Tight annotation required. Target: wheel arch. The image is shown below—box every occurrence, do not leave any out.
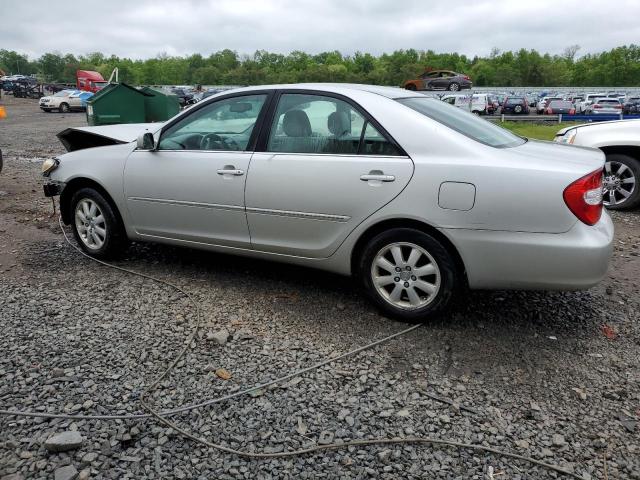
[598,145,640,162]
[60,177,124,227]
[350,218,468,286]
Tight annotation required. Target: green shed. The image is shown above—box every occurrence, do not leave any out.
[86,83,151,126]
[139,86,180,122]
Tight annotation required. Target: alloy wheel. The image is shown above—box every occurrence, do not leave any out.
[603,161,636,207]
[75,198,107,250]
[370,242,441,310]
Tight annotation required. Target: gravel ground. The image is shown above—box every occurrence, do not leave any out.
[1,96,639,480]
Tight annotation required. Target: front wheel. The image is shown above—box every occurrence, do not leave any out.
[359,229,457,322]
[70,188,128,258]
[603,154,640,210]
[58,102,70,113]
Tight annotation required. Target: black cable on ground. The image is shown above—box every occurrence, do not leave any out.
[0,216,584,479]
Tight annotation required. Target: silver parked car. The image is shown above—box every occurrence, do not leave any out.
[42,84,613,322]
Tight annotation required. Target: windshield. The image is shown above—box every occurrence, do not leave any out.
[397,97,525,148]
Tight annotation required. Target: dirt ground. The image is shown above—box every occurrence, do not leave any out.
[1,95,639,479]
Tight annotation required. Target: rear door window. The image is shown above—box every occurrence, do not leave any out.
[266,93,401,156]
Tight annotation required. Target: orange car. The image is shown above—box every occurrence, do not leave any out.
[403,70,473,92]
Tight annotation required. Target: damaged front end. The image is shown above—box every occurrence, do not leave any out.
[56,123,162,152]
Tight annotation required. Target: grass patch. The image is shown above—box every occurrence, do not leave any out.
[498,121,583,141]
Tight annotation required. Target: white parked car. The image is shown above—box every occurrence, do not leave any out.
[576,93,608,114]
[39,90,85,113]
[585,98,622,115]
[555,119,640,209]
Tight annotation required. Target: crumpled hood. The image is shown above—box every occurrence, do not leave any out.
[57,123,164,152]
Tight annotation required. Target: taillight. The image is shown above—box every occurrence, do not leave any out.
[569,108,575,114]
[593,104,602,109]
[563,169,603,226]
[463,75,470,80]
[615,104,622,109]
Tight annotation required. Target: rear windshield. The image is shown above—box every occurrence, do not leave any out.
[598,99,620,105]
[550,101,573,108]
[397,97,525,148]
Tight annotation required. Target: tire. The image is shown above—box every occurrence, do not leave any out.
[514,105,522,114]
[603,154,640,210]
[448,82,460,91]
[58,102,70,113]
[472,110,481,115]
[405,84,417,91]
[70,187,129,258]
[358,228,458,322]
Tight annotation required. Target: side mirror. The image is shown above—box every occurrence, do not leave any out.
[137,132,155,150]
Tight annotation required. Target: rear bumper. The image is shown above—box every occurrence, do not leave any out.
[443,213,614,290]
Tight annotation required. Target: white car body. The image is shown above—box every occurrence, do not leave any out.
[440,94,491,115]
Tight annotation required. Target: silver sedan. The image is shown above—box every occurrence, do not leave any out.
[42,84,613,322]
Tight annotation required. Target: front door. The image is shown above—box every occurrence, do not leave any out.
[245,92,414,258]
[123,93,269,247]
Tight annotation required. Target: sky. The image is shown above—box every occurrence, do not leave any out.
[2,0,640,59]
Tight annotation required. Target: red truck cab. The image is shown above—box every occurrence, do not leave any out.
[76,70,107,93]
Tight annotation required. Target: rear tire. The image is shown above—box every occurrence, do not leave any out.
[448,82,460,91]
[70,187,129,258]
[359,228,457,322]
[603,154,640,210]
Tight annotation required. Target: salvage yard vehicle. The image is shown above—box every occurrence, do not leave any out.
[403,70,472,92]
[555,119,640,210]
[545,100,576,115]
[501,96,529,114]
[623,96,640,114]
[585,98,623,115]
[39,90,86,113]
[42,84,613,321]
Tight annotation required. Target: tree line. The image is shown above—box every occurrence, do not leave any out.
[1,45,640,87]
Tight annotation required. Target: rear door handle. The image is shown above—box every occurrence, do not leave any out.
[360,174,395,182]
[217,167,244,176]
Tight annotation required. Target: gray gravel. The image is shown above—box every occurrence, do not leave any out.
[1,97,639,479]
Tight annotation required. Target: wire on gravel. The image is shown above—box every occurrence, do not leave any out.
[0,215,584,479]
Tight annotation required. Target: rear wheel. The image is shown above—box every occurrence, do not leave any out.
[70,188,128,258]
[359,228,457,322]
[603,154,640,210]
[58,102,70,113]
[448,82,460,91]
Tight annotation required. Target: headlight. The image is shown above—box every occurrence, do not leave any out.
[41,157,59,176]
[558,129,577,144]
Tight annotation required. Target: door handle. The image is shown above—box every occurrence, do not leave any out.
[217,167,244,176]
[360,173,395,182]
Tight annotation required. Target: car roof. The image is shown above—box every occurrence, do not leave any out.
[220,83,419,99]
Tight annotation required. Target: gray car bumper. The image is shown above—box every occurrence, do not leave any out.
[443,212,614,290]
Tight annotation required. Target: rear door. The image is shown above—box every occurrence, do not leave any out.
[245,91,414,258]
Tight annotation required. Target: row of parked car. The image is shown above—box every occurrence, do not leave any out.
[437,91,640,116]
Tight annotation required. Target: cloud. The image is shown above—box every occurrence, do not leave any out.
[2,0,640,59]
